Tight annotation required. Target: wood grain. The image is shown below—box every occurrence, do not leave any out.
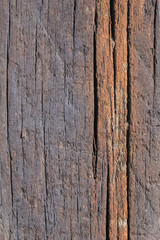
[0,0,159,239]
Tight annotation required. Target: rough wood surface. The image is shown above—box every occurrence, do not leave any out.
[0,0,159,239]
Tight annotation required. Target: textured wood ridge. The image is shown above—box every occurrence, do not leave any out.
[0,0,159,239]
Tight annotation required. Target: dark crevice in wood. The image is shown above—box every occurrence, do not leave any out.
[47,0,49,30]
[44,201,48,240]
[89,200,92,240]
[73,0,77,51]
[16,208,19,239]
[43,126,48,239]
[110,0,116,115]
[15,0,18,11]
[113,48,116,116]
[106,164,110,240]
[41,81,48,239]
[40,0,44,21]
[127,1,131,239]
[35,22,38,91]
[72,0,76,84]
[20,95,25,186]
[110,0,115,40]
[7,0,13,210]
[92,0,98,180]
[70,215,73,240]
[153,0,157,107]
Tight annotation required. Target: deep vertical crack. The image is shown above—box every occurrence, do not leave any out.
[106,163,110,240]
[16,208,19,239]
[73,0,77,51]
[41,81,48,239]
[47,0,49,30]
[92,0,98,180]
[35,22,38,92]
[6,0,13,210]
[72,0,77,86]
[21,95,25,189]
[110,0,115,40]
[110,0,116,115]
[153,0,157,107]
[127,1,131,239]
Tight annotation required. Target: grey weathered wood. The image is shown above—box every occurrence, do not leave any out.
[128,1,160,239]
[0,0,159,239]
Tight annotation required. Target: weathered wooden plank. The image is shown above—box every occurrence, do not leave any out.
[0,0,159,239]
[128,0,160,239]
